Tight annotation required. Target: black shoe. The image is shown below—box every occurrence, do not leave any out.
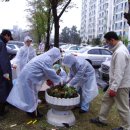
[79,109,88,113]
[112,127,123,130]
[27,109,43,118]
[0,110,9,116]
[90,117,107,126]
[0,103,8,116]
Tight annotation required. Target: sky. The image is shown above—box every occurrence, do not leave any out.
[0,0,81,32]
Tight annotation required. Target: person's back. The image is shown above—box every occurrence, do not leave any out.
[76,57,95,74]
[7,47,62,115]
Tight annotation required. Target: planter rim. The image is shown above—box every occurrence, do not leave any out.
[45,91,80,107]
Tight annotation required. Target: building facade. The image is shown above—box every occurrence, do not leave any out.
[80,0,129,42]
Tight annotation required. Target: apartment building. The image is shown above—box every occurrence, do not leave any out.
[80,0,129,42]
[113,0,129,37]
[80,0,89,42]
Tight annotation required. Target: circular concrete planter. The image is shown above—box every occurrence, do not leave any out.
[45,90,80,127]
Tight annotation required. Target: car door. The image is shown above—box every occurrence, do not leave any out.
[87,49,102,66]
[100,49,112,62]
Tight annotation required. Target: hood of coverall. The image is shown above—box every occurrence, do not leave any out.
[47,47,61,63]
[62,54,77,68]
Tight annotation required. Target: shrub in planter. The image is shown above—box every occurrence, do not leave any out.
[47,85,78,98]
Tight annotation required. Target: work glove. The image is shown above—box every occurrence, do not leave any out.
[3,73,10,80]
[46,80,54,87]
[108,89,116,97]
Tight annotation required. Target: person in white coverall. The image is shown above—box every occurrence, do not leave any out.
[62,54,98,113]
[7,47,63,118]
[46,64,67,86]
[12,36,36,75]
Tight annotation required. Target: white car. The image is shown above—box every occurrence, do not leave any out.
[98,59,110,82]
[7,44,20,52]
[6,44,20,60]
[72,46,112,66]
[62,45,83,56]
[8,40,24,48]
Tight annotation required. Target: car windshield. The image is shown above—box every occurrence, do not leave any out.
[77,47,90,53]
[7,44,16,49]
[60,45,70,49]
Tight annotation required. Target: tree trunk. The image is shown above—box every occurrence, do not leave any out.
[45,8,51,51]
[54,18,60,48]
[51,3,60,48]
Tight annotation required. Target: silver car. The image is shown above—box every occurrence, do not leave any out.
[72,46,112,66]
[98,59,110,82]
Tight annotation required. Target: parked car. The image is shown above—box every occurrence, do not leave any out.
[7,40,24,60]
[60,44,83,57]
[6,44,18,60]
[8,40,24,48]
[7,44,20,52]
[98,59,110,82]
[72,46,112,66]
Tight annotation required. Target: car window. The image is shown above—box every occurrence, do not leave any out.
[78,46,83,50]
[88,49,100,54]
[69,46,78,50]
[78,47,89,53]
[100,49,112,55]
[8,41,24,48]
[7,44,16,49]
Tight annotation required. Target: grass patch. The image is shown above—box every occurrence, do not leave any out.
[0,88,120,130]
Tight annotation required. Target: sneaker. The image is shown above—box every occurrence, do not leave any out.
[111,127,123,130]
[90,117,107,126]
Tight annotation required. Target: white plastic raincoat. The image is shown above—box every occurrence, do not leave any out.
[7,47,62,112]
[14,44,36,75]
[62,54,98,111]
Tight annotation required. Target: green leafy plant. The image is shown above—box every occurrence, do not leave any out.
[47,85,78,98]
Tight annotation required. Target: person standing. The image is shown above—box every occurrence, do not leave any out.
[12,36,36,75]
[0,29,13,116]
[62,54,98,113]
[90,31,130,130]
[7,47,63,118]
